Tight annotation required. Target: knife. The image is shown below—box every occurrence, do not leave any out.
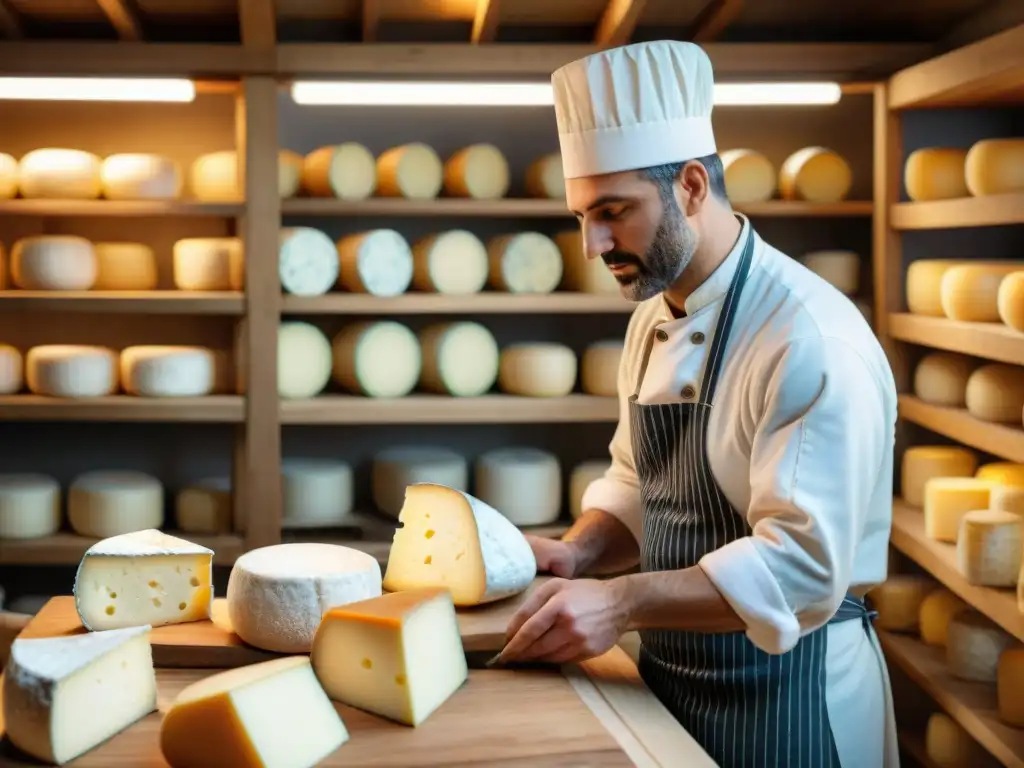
[464,650,561,671]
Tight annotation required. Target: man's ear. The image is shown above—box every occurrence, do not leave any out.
[675,160,710,217]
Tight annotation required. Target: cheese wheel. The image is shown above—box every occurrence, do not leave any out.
[0,345,23,395]
[336,230,413,297]
[993,486,1024,515]
[801,250,859,295]
[120,345,216,397]
[279,227,339,297]
[10,236,97,291]
[906,260,959,316]
[300,143,377,200]
[913,352,976,407]
[998,646,1024,728]
[498,343,577,397]
[923,477,995,542]
[173,238,244,292]
[901,445,978,508]
[443,143,510,199]
[581,341,622,397]
[332,321,420,398]
[100,153,182,200]
[964,138,1024,197]
[525,153,564,199]
[919,589,969,647]
[925,713,989,766]
[188,150,300,201]
[965,363,1024,423]
[67,470,164,538]
[376,143,443,199]
[555,230,620,295]
[570,460,611,520]
[411,231,488,294]
[997,271,1024,332]
[778,147,852,203]
[474,448,561,527]
[18,148,102,199]
[868,575,935,631]
[278,150,303,198]
[719,149,776,204]
[278,322,332,399]
[418,322,499,397]
[957,509,1022,586]
[371,447,468,518]
[487,233,563,293]
[92,243,158,290]
[281,459,354,529]
[947,610,1015,682]
[903,147,969,201]
[0,474,61,539]
[977,462,1024,487]
[0,153,16,198]
[941,262,1024,322]
[175,477,232,534]
[26,345,118,397]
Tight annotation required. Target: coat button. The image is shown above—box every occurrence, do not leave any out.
[655,329,669,341]
[691,332,705,344]
[681,385,696,399]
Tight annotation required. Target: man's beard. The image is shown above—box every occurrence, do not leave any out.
[602,201,698,302]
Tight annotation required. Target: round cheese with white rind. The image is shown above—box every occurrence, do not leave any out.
[964,138,1024,197]
[965,364,1024,424]
[100,153,183,200]
[92,243,158,290]
[498,343,577,397]
[913,352,976,407]
[226,542,383,653]
[411,230,489,294]
[418,322,499,397]
[0,474,61,540]
[120,346,216,398]
[947,610,1015,682]
[778,147,852,203]
[487,232,563,294]
[0,345,24,395]
[376,143,443,200]
[475,448,562,527]
[443,144,510,199]
[719,148,776,203]
[175,477,232,535]
[941,262,1024,322]
[236,321,332,400]
[18,148,102,199]
[956,509,1022,587]
[173,238,244,292]
[336,230,413,297]
[555,230,620,295]
[331,321,420,398]
[904,147,969,201]
[301,143,377,200]
[11,236,97,291]
[0,153,17,198]
[281,459,354,529]
[570,460,611,520]
[189,150,301,201]
[279,228,339,297]
[581,341,622,397]
[371,447,468,519]
[26,345,118,397]
[998,271,1024,332]
[67,470,164,538]
[801,250,859,295]
[525,153,564,199]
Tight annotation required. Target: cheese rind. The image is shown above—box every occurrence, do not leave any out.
[336,229,414,297]
[719,148,776,203]
[11,236,98,291]
[371,447,468,518]
[778,147,852,203]
[976,462,1024,487]
[801,250,859,295]
[92,242,159,290]
[923,477,995,542]
[173,237,244,291]
[332,321,421,398]
[26,345,119,398]
[67,470,164,538]
[383,483,538,606]
[964,138,1024,197]
[0,473,61,540]
[956,509,1022,587]
[904,147,969,201]
[281,459,354,529]
[189,150,300,201]
[18,148,102,199]
[999,271,1024,332]
[100,153,182,200]
[475,448,561,527]
[941,262,1024,322]
[418,321,499,397]
[525,153,565,199]
[918,589,969,647]
[867,575,935,632]
[925,713,988,766]
[581,340,622,397]
[279,227,340,297]
[965,363,1024,424]
[555,229,620,295]
[376,143,443,199]
[443,143,510,199]
[901,445,977,508]
[498,343,577,397]
[487,232,563,293]
[906,259,959,316]
[175,477,232,534]
[0,344,23,395]
[993,485,1024,515]
[913,352,976,407]
[301,143,377,200]
[570,460,611,520]
[120,345,216,397]
[998,646,1024,727]
[411,230,489,294]
[947,610,1015,682]
[236,321,332,400]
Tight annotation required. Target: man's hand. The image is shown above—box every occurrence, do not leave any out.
[498,577,632,665]
[526,534,580,579]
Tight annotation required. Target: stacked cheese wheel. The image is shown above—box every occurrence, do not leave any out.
[719,146,854,204]
[904,138,1024,202]
[911,351,1024,427]
[5,148,183,201]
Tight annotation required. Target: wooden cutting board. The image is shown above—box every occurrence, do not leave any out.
[18,577,553,668]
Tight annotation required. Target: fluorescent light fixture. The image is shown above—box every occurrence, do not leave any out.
[0,77,196,102]
[291,80,842,107]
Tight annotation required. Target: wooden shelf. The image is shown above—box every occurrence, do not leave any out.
[897,396,1024,463]
[0,291,245,314]
[0,199,242,217]
[738,200,873,217]
[889,314,1024,366]
[879,631,1024,768]
[0,532,244,566]
[890,499,1024,642]
[0,395,245,422]
[891,194,1024,230]
[280,394,618,425]
[281,292,634,315]
[898,731,940,768]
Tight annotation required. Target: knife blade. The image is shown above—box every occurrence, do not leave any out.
[464,650,561,671]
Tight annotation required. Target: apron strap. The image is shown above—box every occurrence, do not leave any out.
[829,593,879,634]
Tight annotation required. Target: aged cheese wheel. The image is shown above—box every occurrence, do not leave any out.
[903,147,968,201]
[92,243,158,290]
[525,153,564,199]
[997,271,1024,332]
[956,509,1022,587]
[0,345,23,395]
[301,143,376,200]
[26,345,119,398]
[719,149,776,203]
[925,713,989,765]
[371,447,468,518]
[474,448,562,527]
[173,238,244,291]
[443,144,510,199]
[940,262,1024,322]
[964,138,1024,197]
[554,229,620,295]
[925,477,996,542]
[580,341,622,397]
[570,460,610,520]
[336,230,413,297]
[236,320,332,400]
[869,575,935,631]
[0,153,16,198]
[120,346,216,398]
[10,236,97,291]
[976,462,1024,487]
[411,230,488,294]
[993,486,1024,515]
[778,147,852,203]
[18,148,102,199]
[280,459,354,529]
[418,322,499,397]
[278,228,339,297]
[498,343,577,397]
[332,321,421,398]
[100,153,183,200]
[189,150,301,201]
[906,259,959,316]
[913,352,977,407]
[901,445,978,508]
[487,233,563,293]
[965,364,1024,423]
[176,478,232,535]
[801,250,859,295]
[376,143,443,199]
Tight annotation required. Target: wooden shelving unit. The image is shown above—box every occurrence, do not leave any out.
[0,291,245,315]
[281,293,634,315]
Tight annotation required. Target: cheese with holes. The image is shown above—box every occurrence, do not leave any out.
[867,575,934,632]
[92,242,158,290]
[336,229,414,297]
[904,147,969,201]
[570,460,610,520]
[998,646,1024,727]
[976,462,1024,487]
[0,473,61,540]
[475,448,561,527]
[311,587,468,727]
[175,477,232,535]
[376,143,443,199]
[332,321,421,398]
[487,232,563,293]
[161,656,348,768]
[719,148,776,203]
[801,250,859,295]
[956,509,1022,587]
[68,470,163,539]
[0,345,23,394]
[941,262,1024,322]
[525,153,565,198]
[924,477,995,542]
[965,138,1024,197]
[0,152,16,197]
[902,445,977,507]
[443,143,510,200]
[173,237,244,291]
[279,227,339,296]
[18,148,102,199]
[100,153,182,200]
[778,147,852,202]
[226,543,382,653]
[993,486,1024,515]
[966,363,1024,423]
[913,352,976,407]
[919,589,969,647]
[236,321,332,399]
[3,626,157,766]
[418,321,499,397]
[925,713,989,766]
[498,343,577,397]
[11,236,97,290]
[998,271,1024,332]
[383,483,537,605]
[372,447,468,519]
[411,230,489,294]
[121,346,216,397]
[947,610,1015,682]
[555,229,620,295]
[26,345,118,398]
[281,459,353,529]
[301,143,377,199]
[581,340,622,397]
[188,150,301,201]
[74,529,213,631]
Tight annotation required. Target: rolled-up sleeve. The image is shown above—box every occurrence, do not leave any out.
[699,335,889,655]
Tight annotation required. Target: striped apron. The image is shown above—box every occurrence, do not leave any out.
[630,229,877,767]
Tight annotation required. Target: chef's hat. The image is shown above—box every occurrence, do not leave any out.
[551,40,717,179]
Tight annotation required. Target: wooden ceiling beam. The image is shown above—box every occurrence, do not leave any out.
[95,0,143,41]
[238,0,276,48]
[690,0,744,43]
[471,0,500,44]
[0,0,24,38]
[594,0,647,48]
[362,0,380,42]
